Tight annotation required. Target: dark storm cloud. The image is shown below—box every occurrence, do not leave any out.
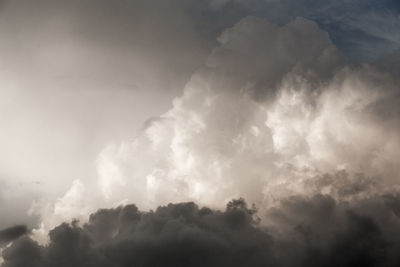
[2,200,275,267]
[0,226,28,247]
[268,195,391,267]
[4,180,400,267]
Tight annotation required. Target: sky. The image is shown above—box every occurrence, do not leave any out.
[1,0,400,266]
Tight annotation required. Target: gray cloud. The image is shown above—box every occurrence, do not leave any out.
[2,200,275,267]
[4,182,400,267]
[0,226,28,247]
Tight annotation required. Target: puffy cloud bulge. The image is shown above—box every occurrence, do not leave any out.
[95,17,400,209]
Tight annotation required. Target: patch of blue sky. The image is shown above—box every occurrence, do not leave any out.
[187,0,400,61]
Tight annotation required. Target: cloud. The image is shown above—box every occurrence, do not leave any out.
[2,200,275,267]
[1,0,400,241]
[265,193,393,267]
[0,0,213,232]
[0,1,399,265]
[3,187,400,267]
[0,226,28,248]
[28,179,94,244]
[0,3,398,263]
[21,15,400,253]
[93,16,400,212]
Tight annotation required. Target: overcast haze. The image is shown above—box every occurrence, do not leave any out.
[1,1,400,266]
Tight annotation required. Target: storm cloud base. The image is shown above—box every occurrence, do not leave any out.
[3,191,400,267]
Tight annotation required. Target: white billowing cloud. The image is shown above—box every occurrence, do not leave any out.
[93,16,400,212]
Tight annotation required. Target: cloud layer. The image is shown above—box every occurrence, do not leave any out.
[4,190,400,267]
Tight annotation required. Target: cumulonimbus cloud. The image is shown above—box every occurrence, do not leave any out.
[23,15,400,264]
[93,16,400,209]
